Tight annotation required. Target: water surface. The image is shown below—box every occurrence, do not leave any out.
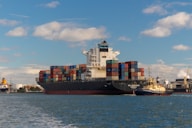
[0,93,191,128]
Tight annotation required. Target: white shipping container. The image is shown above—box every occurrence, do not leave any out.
[130,68,135,72]
[76,64,79,69]
[81,73,85,80]
[137,72,141,76]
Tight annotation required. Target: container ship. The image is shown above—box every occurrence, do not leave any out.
[37,40,147,95]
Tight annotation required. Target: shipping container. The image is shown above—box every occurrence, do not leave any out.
[106,60,118,64]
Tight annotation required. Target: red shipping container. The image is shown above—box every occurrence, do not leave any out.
[139,68,144,72]
[124,63,129,68]
[107,72,119,76]
[106,63,119,68]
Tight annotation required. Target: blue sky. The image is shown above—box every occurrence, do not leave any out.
[0,0,192,84]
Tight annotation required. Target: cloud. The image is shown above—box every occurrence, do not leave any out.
[166,2,192,7]
[157,59,165,64]
[13,53,22,57]
[139,62,176,81]
[177,69,190,78]
[139,59,192,81]
[141,12,192,37]
[0,19,19,26]
[0,47,11,51]
[141,26,171,37]
[6,27,27,37]
[0,64,49,84]
[33,21,107,42]
[44,1,60,8]
[9,13,29,18]
[22,66,42,75]
[143,2,192,15]
[186,58,192,61]
[156,12,191,28]
[0,56,9,63]
[143,5,168,15]
[118,36,131,42]
[172,44,191,51]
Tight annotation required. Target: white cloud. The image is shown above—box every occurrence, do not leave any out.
[143,5,168,15]
[44,1,60,8]
[177,69,190,78]
[13,53,22,57]
[141,12,192,37]
[140,62,176,81]
[167,2,192,7]
[139,59,192,81]
[157,59,165,64]
[172,44,191,51]
[156,12,191,28]
[0,56,9,63]
[22,66,42,75]
[9,13,29,18]
[6,27,27,37]
[118,36,131,42]
[0,64,49,85]
[0,19,19,26]
[33,21,107,42]
[141,26,171,37]
[186,58,192,61]
[0,47,11,51]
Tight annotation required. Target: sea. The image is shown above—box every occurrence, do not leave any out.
[0,93,192,128]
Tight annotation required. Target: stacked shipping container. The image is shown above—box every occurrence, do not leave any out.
[118,62,129,80]
[39,64,86,83]
[106,60,119,80]
[106,60,145,81]
[126,61,145,80]
[38,60,145,82]
[39,70,51,82]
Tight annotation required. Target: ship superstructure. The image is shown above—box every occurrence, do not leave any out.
[82,40,120,79]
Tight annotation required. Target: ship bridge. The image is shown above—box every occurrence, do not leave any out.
[82,40,120,79]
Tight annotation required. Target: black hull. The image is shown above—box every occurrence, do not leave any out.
[172,88,192,94]
[135,89,173,96]
[38,80,147,95]
[0,89,9,93]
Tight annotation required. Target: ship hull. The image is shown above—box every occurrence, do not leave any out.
[0,88,8,93]
[135,89,173,96]
[38,80,147,95]
[172,88,192,94]
[0,84,9,93]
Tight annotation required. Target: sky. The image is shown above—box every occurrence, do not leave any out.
[0,0,192,85]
